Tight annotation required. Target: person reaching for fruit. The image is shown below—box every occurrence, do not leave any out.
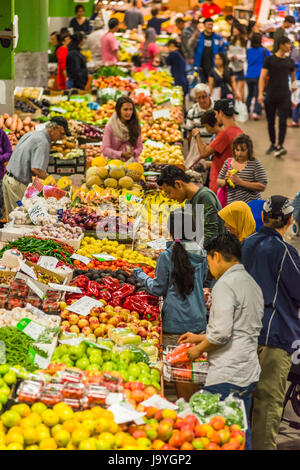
[178,234,264,450]
[102,96,142,162]
[133,209,208,401]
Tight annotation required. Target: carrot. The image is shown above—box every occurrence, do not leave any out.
[169,351,190,366]
[5,117,12,129]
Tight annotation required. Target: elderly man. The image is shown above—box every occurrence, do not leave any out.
[185,84,214,142]
[2,117,70,215]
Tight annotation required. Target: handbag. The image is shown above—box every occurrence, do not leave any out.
[216,158,232,208]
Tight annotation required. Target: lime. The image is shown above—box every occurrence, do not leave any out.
[0,393,8,405]
[0,365,9,376]
[75,357,90,370]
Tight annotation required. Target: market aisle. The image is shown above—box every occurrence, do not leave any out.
[241,119,300,200]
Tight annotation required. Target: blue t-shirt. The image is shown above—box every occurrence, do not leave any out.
[246,47,271,79]
[166,50,189,94]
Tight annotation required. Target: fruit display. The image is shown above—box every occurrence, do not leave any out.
[139,142,184,165]
[77,237,156,267]
[92,101,117,124]
[85,161,144,191]
[14,100,37,114]
[93,66,129,79]
[93,76,137,93]
[73,262,154,278]
[14,87,43,100]
[50,101,95,122]
[132,70,174,88]
[142,121,182,143]
[30,223,83,241]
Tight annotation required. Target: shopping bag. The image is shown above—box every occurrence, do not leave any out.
[235,100,249,123]
[217,186,228,208]
[185,136,201,170]
[211,87,221,101]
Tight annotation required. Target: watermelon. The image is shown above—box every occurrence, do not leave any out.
[43,185,66,200]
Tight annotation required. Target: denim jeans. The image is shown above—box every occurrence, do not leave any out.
[246,78,261,115]
[292,103,300,123]
[204,381,258,450]
[66,79,74,89]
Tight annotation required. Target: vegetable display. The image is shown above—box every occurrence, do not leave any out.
[0,327,40,372]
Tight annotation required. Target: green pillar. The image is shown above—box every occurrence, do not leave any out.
[0,0,15,114]
[14,0,49,87]
[49,0,95,18]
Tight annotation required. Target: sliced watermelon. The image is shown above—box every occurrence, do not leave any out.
[43,185,66,200]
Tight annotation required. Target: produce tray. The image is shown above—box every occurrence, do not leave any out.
[25,233,84,251]
[163,346,208,384]
[26,261,73,284]
[0,225,35,242]
[14,97,41,119]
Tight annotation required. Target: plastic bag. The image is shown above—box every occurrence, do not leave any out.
[185,136,201,170]
[235,100,249,123]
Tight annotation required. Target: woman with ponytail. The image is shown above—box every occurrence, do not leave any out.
[133,209,207,400]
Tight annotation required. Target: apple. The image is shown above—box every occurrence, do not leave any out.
[140,320,149,328]
[82,326,92,335]
[99,312,110,323]
[68,314,79,325]
[94,326,105,338]
[60,310,70,319]
[87,334,96,341]
[61,320,70,327]
[70,325,80,334]
[108,318,118,327]
[138,327,148,339]
[61,325,71,332]
[118,322,127,328]
[89,318,100,330]
[78,319,89,329]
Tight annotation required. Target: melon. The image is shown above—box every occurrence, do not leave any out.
[86,176,102,188]
[98,167,109,179]
[118,176,134,189]
[108,159,123,168]
[92,156,107,167]
[109,166,125,180]
[126,169,142,182]
[86,166,101,179]
[126,162,144,174]
[104,178,118,189]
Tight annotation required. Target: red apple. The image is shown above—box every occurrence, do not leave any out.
[70,325,80,334]
[94,326,105,338]
[60,310,70,319]
[82,326,92,335]
[78,319,89,329]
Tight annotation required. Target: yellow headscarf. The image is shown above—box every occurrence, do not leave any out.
[218,201,256,242]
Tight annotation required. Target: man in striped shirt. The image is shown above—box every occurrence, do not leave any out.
[242,196,300,450]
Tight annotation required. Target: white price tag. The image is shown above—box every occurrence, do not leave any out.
[37,256,58,270]
[59,337,84,346]
[147,238,167,251]
[144,139,164,149]
[92,253,116,261]
[66,296,104,316]
[71,254,91,265]
[31,352,50,369]
[141,394,178,410]
[135,88,150,96]
[125,193,143,203]
[107,403,145,425]
[27,279,46,300]
[25,303,49,321]
[48,283,82,294]
[153,108,171,121]
[50,107,67,114]
[16,318,46,340]
[28,202,49,225]
[105,393,124,406]
[19,261,37,280]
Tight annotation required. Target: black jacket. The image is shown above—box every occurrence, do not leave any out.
[66,45,88,90]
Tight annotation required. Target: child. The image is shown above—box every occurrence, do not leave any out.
[133,208,208,400]
[179,233,264,449]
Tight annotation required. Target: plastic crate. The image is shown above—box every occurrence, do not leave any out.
[163,345,208,384]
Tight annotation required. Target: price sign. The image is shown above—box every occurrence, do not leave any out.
[107,403,145,425]
[28,348,50,369]
[92,253,116,261]
[50,107,67,114]
[144,139,164,149]
[71,254,91,265]
[147,238,167,251]
[28,202,49,225]
[125,193,143,203]
[66,296,104,316]
[37,256,58,271]
[25,303,50,321]
[19,261,37,280]
[48,283,82,294]
[16,318,46,340]
[27,279,46,300]
[153,108,171,121]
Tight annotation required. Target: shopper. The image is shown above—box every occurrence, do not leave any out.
[133,208,207,400]
[217,134,267,204]
[199,111,223,187]
[139,28,160,68]
[289,43,300,127]
[124,0,144,30]
[49,31,60,63]
[225,15,241,39]
[66,32,88,90]
[192,99,243,193]
[56,33,71,90]
[90,1,104,22]
[201,0,222,19]
[147,8,170,35]
[246,33,271,119]
[273,15,295,53]
[166,39,189,97]
[208,52,238,100]
[2,118,70,215]
[86,17,105,62]
[227,27,247,102]
[157,165,225,245]
[194,18,226,83]
[185,84,214,140]
[102,96,142,161]
[258,36,297,158]
[242,195,300,450]
[69,4,92,35]
[181,19,199,64]
[179,233,264,450]
[218,201,256,242]
[0,129,12,223]
[101,18,120,65]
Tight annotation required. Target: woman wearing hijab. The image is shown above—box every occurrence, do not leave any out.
[102,96,142,162]
[218,201,256,242]
[139,28,160,70]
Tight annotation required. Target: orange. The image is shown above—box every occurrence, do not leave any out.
[51,424,63,437]
[79,438,97,451]
[41,410,59,428]
[39,438,58,450]
[71,427,90,447]
[11,404,31,418]
[114,431,128,448]
[108,421,119,434]
[28,412,42,427]
[5,431,24,446]
[209,416,226,431]
[23,427,39,446]
[62,419,80,433]
[96,432,115,450]
[122,435,137,447]
[94,418,110,433]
